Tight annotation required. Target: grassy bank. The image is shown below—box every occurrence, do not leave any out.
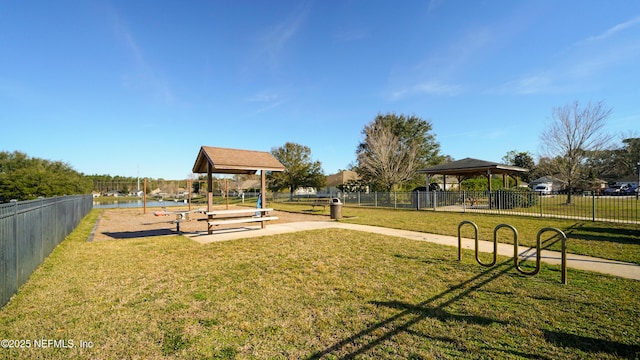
[0,209,638,359]
[271,202,640,265]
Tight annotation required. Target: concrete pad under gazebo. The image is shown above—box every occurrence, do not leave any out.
[192,146,285,229]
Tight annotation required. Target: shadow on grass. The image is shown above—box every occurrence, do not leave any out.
[542,329,640,359]
[102,229,175,239]
[306,260,535,359]
[564,223,640,245]
[308,250,637,359]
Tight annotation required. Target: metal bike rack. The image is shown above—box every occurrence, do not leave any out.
[457,221,569,284]
[537,227,568,284]
[513,224,540,276]
[457,220,497,267]
[457,220,477,262]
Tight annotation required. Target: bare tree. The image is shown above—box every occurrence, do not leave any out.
[540,100,612,204]
[357,121,418,194]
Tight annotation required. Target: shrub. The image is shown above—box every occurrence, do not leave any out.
[492,188,537,209]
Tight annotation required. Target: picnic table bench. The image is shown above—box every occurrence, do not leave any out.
[463,197,489,207]
[309,199,331,211]
[205,208,278,234]
[154,208,203,233]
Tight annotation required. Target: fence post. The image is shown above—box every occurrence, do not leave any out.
[462,190,466,211]
[375,192,377,207]
[394,191,397,209]
[416,190,420,210]
[592,192,595,222]
[539,193,543,218]
[433,191,437,211]
[11,199,18,296]
[39,197,44,264]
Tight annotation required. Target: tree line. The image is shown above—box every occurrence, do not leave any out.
[0,151,93,202]
[2,100,636,204]
[269,101,637,207]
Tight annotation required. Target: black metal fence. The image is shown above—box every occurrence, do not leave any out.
[0,195,93,308]
[276,191,640,224]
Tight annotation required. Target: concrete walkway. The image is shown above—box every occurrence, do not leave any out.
[186,221,640,281]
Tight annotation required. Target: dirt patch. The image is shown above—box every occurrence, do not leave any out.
[91,206,329,242]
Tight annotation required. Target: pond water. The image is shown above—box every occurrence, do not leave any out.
[93,200,190,209]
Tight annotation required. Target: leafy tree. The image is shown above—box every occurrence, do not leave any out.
[615,137,640,179]
[355,112,443,192]
[460,177,511,191]
[268,142,325,200]
[583,137,640,182]
[0,151,92,202]
[540,100,612,204]
[502,150,535,183]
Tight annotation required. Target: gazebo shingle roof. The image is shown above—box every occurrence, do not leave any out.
[192,146,285,175]
[417,157,528,176]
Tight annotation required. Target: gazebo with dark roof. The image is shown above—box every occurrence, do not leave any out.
[192,146,285,216]
[417,157,528,192]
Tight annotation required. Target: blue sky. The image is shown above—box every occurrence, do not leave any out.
[2,1,639,180]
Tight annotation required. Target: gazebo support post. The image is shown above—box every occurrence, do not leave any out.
[207,162,213,212]
[487,170,492,209]
[260,170,266,229]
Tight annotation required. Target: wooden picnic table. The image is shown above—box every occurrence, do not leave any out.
[205,208,278,234]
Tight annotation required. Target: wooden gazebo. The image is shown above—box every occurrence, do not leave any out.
[417,157,528,192]
[192,146,285,222]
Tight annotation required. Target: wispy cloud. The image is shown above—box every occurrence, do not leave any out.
[494,15,640,95]
[247,91,285,113]
[111,9,175,104]
[333,28,368,42]
[490,72,557,95]
[390,81,464,100]
[255,100,286,113]
[426,0,443,14]
[385,21,496,101]
[260,2,311,62]
[247,92,279,103]
[586,16,640,42]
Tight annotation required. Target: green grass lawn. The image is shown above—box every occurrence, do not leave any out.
[0,209,638,359]
[272,202,640,265]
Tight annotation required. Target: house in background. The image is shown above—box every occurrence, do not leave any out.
[294,187,317,196]
[235,179,261,194]
[104,190,122,197]
[529,176,565,192]
[324,170,363,194]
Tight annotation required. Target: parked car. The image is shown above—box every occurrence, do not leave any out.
[622,185,638,195]
[604,184,634,195]
[604,185,623,195]
[533,184,552,195]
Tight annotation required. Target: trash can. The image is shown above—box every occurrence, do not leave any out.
[330,198,343,220]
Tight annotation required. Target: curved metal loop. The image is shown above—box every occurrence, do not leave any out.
[457,221,478,262]
[515,226,541,276]
[537,227,568,284]
[477,223,510,268]
[476,225,500,267]
[492,224,518,272]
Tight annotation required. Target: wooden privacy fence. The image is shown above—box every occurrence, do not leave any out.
[0,195,93,309]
